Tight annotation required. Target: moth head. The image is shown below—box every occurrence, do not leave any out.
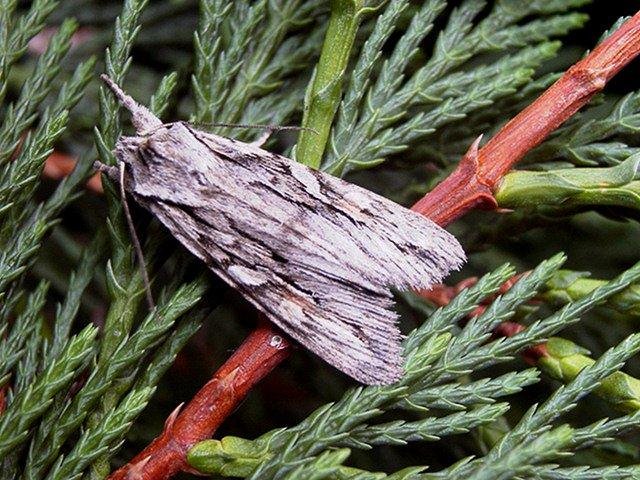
[100,74,162,133]
[115,134,163,169]
[112,126,190,187]
[112,136,150,189]
[115,136,142,160]
[115,123,183,167]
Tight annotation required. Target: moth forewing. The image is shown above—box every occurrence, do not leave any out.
[100,75,466,385]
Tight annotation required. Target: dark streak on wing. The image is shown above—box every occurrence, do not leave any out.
[122,123,465,384]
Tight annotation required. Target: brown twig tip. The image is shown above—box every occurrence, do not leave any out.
[0,385,7,415]
[466,134,483,163]
[163,403,184,432]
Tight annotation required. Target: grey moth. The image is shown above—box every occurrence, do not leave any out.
[96,75,465,385]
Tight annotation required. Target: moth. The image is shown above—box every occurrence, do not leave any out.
[96,75,465,385]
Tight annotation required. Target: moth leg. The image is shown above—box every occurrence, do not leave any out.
[250,130,271,148]
[93,160,119,182]
[100,74,163,134]
[118,162,155,311]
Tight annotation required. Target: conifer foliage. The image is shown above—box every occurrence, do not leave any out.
[2,1,640,479]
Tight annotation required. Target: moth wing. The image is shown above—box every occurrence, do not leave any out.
[138,198,404,384]
[127,124,465,384]
[188,128,466,291]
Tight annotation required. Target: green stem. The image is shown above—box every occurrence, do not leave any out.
[477,334,640,454]
[295,0,363,169]
[188,436,374,479]
[539,337,640,413]
[542,270,640,319]
[188,435,273,477]
[494,153,640,212]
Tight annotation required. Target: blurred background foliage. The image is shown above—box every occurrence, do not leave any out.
[3,0,640,479]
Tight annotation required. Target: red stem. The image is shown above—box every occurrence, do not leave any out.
[413,10,640,223]
[109,11,640,479]
[420,274,549,363]
[0,386,6,415]
[108,322,290,480]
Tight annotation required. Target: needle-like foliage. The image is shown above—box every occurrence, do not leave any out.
[2,1,640,479]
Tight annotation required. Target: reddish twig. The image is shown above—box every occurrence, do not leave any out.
[418,276,479,306]
[419,273,527,318]
[28,26,94,55]
[412,10,640,224]
[494,322,549,365]
[0,385,6,415]
[420,273,549,363]
[109,12,640,479]
[413,136,498,224]
[109,321,290,480]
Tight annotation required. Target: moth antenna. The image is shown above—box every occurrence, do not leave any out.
[100,74,162,134]
[192,122,319,135]
[119,162,155,311]
[250,131,271,148]
[138,122,179,137]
